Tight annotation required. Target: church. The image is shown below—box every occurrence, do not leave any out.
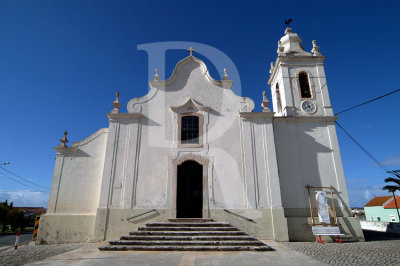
[37,27,364,244]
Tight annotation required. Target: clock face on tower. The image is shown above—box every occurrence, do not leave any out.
[301,101,316,114]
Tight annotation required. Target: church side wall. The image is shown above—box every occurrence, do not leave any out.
[273,118,363,241]
[38,128,108,244]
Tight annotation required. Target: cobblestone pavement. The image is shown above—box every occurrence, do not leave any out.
[283,240,400,265]
[0,242,89,266]
[2,239,400,265]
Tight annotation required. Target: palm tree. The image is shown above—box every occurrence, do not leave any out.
[382,170,400,222]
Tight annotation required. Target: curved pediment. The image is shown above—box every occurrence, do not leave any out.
[170,98,211,113]
[149,55,232,89]
[127,53,254,114]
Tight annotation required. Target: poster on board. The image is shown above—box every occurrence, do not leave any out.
[315,191,330,223]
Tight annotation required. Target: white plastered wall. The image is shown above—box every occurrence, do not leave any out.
[38,128,108,243]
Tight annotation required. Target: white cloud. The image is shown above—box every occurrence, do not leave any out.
[364,189,372,200]
[380,156,400,167]
[0,191,48,207]
[347,184,389,207]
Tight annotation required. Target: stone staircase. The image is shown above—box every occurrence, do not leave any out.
[99,218,273,251]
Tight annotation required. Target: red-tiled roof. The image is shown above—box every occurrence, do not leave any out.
[384,196,400,209]
[14,207,47,214]
[364,196,392,207]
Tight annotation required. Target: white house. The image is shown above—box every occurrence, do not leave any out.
[37,27,364,243]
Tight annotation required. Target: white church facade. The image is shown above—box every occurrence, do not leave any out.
[37,27,364,243]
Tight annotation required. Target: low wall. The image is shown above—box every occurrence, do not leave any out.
[210,208,289,241]
[360,220,400,234]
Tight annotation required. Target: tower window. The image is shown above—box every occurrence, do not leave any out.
[276,83,282,112]
[181,116,199,144]
[299,72,312,98]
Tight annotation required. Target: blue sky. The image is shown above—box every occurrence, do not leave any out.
[0,0,399,207]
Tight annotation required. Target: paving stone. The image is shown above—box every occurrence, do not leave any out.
[0,242,88,266]
[283,240,400,265]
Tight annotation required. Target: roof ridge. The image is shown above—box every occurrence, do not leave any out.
[383,196,400,209]
[364,196,392,207]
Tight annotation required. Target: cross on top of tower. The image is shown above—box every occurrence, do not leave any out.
[187,47,195,56]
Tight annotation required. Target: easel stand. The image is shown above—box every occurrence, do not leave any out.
[306,185,344,243]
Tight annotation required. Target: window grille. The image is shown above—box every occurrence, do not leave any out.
[181,116,199,144]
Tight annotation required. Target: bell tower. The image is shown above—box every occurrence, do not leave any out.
[268,26,334,117]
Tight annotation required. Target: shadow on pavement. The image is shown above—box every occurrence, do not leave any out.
[363,230,400,241]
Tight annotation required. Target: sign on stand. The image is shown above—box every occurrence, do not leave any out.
[316,191,330,224]
[305,185,343,243]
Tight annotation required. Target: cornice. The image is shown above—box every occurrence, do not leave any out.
[273,116,338,123]
[170,98,211,113]
[268,58,280,85]
[70,128,108,147]
[239,112,275,119]
[106,113,142,121]
[268,55,326,85]
[279,55,326,64]
[54,146,78,156]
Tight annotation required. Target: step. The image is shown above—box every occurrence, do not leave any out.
[129,231,247,236]
[99,245,273,251]
[108,240,265,246]
[138,226,238,231]
[146,222,231,227]
[168,218,214,223]
[100,220,273,252]
[120,235,257,241]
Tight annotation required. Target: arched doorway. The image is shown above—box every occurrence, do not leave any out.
[177,160,203,218]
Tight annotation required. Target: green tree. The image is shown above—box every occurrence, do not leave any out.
[0,201,28,232]
[8,209,28,231]
[0,201,13,232]
[382,170,400,222]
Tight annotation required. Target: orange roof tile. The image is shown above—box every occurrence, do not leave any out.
[384,196,400,209]
[14,207,47,214]
[364,196,392,207]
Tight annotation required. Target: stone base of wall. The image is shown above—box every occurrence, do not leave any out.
[93,208,171,241]
[210,208,289,241]
[37,208,364,244]
[36,214,96,244]
[286,216,365,242]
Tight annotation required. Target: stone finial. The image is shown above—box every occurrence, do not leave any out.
[261,91,271,112]
[277,41,284,54]
[285,27,292,34]
[58,131,69,147]
[223,68,229,80]
[187,47,195,56]
[154,69,160,81]
[311,40,321,56]
[269,62,274,74]
[111,91,121,114]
